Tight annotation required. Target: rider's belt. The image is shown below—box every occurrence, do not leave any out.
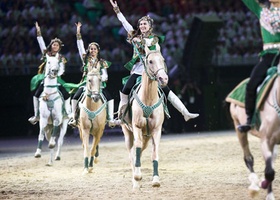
[263,43,280,50]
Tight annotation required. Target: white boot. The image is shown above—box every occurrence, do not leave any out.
[68,99,78,127]
[107,99,121,127]
[28,96,40,125]
[167,91,199,122]
[117,91,128,119]
[64,98,71,118]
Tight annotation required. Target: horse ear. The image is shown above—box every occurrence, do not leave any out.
[145,45,150,54]
[155,43,161,51]
[55,53,59,59]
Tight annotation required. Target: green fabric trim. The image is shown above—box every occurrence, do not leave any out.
[30,74,45,91]
[30,74,70,92]
[122,75,142,86]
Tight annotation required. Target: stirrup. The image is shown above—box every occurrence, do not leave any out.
[237,124,251,133]
[28,116,39,125]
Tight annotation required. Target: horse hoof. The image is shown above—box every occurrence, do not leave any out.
[134,175,142,181]
[34,154,41,158]
[82,168,89,175]
[55,156,61,161]
[152,175,160,187]
[88,167,93,173]
[46,163,53,167]
[48,144,55,149]
[34,149,41,158]
[248,189,259,199]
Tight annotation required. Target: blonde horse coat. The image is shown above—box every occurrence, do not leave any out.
[121,44,169,189]
[78,67,107,174]
[228,65,280,200]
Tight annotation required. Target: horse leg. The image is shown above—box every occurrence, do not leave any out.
[235,125,259,196]
[35,129,45,158]
[81,129,90,175]
[46,148,54,166]
[48,125,60,149]
[55,119,68,160]
[151,131,161,187]
[260,139,276,200]
[88,131,102,173]
[122,129,138,189]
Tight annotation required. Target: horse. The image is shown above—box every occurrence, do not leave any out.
[121,44,169,189]
[34,54,69,166]
[78,67,107,175]
[226,65,280,199]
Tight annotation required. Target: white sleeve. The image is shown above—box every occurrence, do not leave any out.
[77,39,86,63]
[116,12,134,33]
[58,61,65,76]
[37,36,47,54]
[101,68,108,82]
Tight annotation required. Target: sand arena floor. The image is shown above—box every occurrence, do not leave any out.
[0,130,279,200]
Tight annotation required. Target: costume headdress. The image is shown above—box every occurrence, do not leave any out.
[138,15,154,28]
[88,42,100,51]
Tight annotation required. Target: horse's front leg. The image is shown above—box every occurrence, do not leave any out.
[88,131,102,173]
[48,103,63,149]
[150,129,161,187]
[35,129,45,158]
[55,118,68,160]
[81,128,90,175]
[132,126,143,182]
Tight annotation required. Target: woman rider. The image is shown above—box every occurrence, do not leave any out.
[109,0,199,125]
[28,22,71,125]
[68,22,117,127]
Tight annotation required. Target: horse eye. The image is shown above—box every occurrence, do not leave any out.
[149,60,153,64]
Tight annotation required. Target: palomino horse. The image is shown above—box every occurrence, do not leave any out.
[34,54,68,166]
[78,67,107,174]
[121,44,168,189]
[226,66,280,200]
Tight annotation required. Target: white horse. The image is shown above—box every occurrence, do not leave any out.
[121,44,169,189]
[78,67,107,175]
[226,65,280,200]
[34,54,69,166]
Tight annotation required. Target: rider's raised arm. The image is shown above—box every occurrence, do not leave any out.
[110,0,133,33]
[76,22,86,64]
[35,22,47,54]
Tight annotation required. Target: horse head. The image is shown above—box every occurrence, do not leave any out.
[86,67,101,102]
[144,44,168,87]
[45,54,60,79]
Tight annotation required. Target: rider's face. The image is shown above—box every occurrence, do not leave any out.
[89,44,99,57]
[51,42,60,53]
[270,0,280,7]
[139,20,151,34]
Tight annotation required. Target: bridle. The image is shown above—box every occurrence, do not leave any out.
[86,70,101,100]
[144,50,166,81]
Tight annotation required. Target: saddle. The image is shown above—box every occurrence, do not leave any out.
[225,66,278,129]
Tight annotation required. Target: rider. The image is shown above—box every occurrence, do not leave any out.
[109,0,199,124]
[28,22,71,125]
[238,0,280,132]
[68,22,117,128]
